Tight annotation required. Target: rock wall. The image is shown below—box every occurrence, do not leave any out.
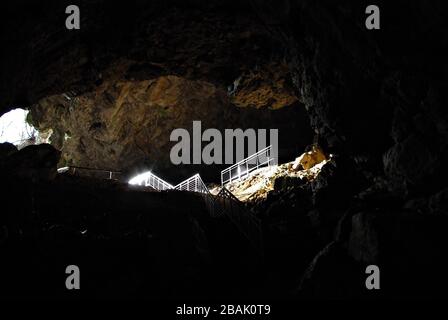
[1,0,312,179]
[252,0,448,196]
[249,0,448,298]
[29,74,311,180]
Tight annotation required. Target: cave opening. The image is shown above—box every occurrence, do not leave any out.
[0,108,39,148]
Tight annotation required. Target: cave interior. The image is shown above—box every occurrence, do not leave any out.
[1,0,448,301]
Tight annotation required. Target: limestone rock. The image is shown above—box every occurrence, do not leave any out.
[29,76,311,178]
[292,146,327,171]
[229,62,298,109]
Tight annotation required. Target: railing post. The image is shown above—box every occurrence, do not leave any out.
[267,146,271,168]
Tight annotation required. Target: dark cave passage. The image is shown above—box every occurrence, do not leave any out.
[0,172,269,299]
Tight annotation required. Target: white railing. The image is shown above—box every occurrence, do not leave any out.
[126,170,264,254]
[175,173,209,194]
[128,171,211,194]
[128,171,174,191]
[174,174,217,217]
[221,145,275,186]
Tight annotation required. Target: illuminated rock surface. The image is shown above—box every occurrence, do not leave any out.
[215,147,331,203]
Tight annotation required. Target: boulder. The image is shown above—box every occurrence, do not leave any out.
[292,145,327,171]
[383,134,440,194]
[2,144,60,181]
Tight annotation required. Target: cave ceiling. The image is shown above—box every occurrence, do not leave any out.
[0,0,311,176]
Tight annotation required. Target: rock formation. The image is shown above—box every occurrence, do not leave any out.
[28,74,311,179]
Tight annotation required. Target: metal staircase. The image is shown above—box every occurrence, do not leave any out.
[221,145,275,186]
[120,146,273,255]
[212,186,263,255]
[128,171,174,190]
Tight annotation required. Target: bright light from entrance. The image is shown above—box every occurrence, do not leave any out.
[0,108,37,146]
[128,171,153,185]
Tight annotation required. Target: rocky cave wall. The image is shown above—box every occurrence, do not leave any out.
[1,0,313,180]
[253,0,448,198]
[250,0,448,297]
[29,75,311,180]
[2,0,446,192]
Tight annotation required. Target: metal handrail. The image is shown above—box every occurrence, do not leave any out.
[221,145,275,186]
[213,186,263,254]
[128,171,212,194]
[128,171,174,191]
[57,166,122,180]
[175,174,209,194]
[126,170,263,254]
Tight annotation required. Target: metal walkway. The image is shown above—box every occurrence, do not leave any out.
[221,145,275,186]
[211,187,263,255]
[128,171,174,190]
[126,170,263,255]
[123,146,272,255]
[174,173,209,194]
[60,146,272,256]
